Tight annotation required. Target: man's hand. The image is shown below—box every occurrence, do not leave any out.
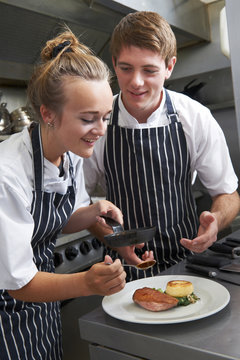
[180,211,218,253]
[116,243,154,265]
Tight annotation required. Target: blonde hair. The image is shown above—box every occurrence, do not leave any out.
[110,11,177,67]
[27,28,111,121]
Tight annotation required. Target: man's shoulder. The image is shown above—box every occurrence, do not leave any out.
[166,89,209,113]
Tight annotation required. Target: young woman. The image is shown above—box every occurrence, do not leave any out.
[0,30,126,359]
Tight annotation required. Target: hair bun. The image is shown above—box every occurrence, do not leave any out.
[40,30,94,62]
[51,40,72,59]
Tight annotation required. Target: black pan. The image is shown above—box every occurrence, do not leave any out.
[102,216,156,247]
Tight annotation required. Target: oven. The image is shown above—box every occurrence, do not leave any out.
[54,230,104,360]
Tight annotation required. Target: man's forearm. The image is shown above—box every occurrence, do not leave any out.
[211,191,240,231]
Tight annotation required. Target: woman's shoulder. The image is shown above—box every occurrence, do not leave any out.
[1,130,32,168]
[0,130,33,201]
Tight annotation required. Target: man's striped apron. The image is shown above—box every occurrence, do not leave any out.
[104,90,198,281]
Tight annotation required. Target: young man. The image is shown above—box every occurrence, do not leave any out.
[84,11,239,281]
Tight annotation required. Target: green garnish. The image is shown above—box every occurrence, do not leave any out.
[176,293,200,306]
[153,288,164,293]
[154,288,200,306]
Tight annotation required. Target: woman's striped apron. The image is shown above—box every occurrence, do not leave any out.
[104,90,198,281]
[0,123,76,359]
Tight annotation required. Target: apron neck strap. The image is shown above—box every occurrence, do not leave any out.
[165,89,178,123]
[31,123,44,191]
[31,123,75,191]
[111,95,120,126]
[112,91,178,126]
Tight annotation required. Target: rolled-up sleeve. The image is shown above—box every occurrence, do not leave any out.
[193,111,238,196]
[176,92,238,197]
[0,182,37,290]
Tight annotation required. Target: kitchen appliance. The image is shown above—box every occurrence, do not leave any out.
[10,106,34,133]
[0,102,12,135]
[54,230,104,360]
[55,230,104,274]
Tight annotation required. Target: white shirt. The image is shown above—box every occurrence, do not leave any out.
[0,127,90,290]
[84,89,238,197]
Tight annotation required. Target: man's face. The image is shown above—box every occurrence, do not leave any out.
[113,46,176,122]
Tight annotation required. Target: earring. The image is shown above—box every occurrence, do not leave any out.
[47,122,54,127]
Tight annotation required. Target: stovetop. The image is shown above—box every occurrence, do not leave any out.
[54,231,104,274]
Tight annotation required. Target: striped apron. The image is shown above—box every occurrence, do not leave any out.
[0,123,76,360]
[104,90,198,281]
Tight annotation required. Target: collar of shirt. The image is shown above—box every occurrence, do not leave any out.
[117,90,169,129]
[22,126,72,192]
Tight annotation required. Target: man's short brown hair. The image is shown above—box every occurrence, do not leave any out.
[110,11,177,67]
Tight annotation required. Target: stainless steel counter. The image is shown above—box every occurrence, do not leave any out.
[79,231,240,360]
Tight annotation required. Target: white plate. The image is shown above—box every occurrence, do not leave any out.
[102,275,230,324]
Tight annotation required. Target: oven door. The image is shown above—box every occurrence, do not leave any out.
[55,230,104,360]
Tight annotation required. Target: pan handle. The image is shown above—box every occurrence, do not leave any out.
[100,216,124,234]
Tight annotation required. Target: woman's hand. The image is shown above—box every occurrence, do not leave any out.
[95,199,123,227]
[83,255,126,296]
[62,199,123,234]
[8,255,126,302]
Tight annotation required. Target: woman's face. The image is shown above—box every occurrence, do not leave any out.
[48,77,113,158]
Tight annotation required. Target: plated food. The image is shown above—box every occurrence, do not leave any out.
[165,280,193,297]
[133,279,199,312]
[102,275,230,324]
[133,287,178,311]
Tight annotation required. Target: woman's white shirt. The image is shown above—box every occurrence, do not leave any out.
[0,127,90,289]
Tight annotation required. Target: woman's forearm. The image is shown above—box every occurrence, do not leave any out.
[63,203,100,233]
[8,271,88,302]
[62,200,123,234]
[8,257,126,302]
